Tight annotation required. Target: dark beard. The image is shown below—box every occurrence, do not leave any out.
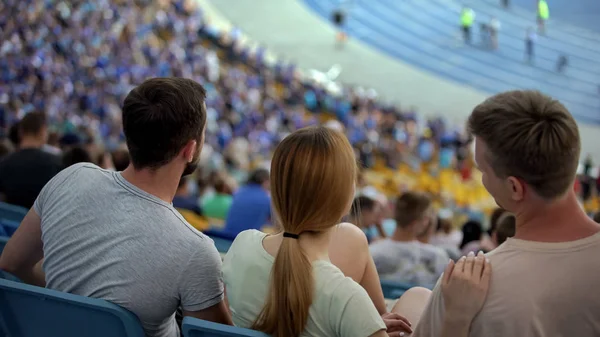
[182,161,198,177]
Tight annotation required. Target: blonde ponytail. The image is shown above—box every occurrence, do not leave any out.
[252,236,313,337]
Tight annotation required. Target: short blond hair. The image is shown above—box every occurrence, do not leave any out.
[468,90,580,199]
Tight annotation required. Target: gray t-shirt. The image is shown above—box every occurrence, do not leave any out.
[34,163,224,337]
[370,239,448,287]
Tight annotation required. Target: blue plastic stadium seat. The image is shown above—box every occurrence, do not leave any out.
[182,317,268,337]
[0,236,8,256]
[204,229,235,253]
[380,279,416,299]
[0,220,19,237]
[0,278,145,337]
[0,202,27,224]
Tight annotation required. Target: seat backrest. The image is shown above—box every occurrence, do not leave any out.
[182,317,268,337]
[380,279,414,299]
[0,279,145,337]
[0,203,27,224]
[0,220,19,237]
[0,236,7,256]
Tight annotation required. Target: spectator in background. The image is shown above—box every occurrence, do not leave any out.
[62,146,92,168]
[430,208,463,248]
[414,90,600,337]
[370,192,449,287]
[224,168,271,238]
[347,196,385,242]
[459,220,484,255]
[202,175,235,220]
[593,212,600,223]
[0,112,62,208]
[0,78,233,337]
[493,214,516,246]
[111,147,130,172]
[173,177,203,216]
[0,139,14,160]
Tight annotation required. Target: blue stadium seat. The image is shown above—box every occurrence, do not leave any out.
[0,278,145,337]
[0,236,7,256]
[0,203,27,231]
[380,279,416,299]
[204,229,235,253]
[182,317,268,337]
[0,220,19,237]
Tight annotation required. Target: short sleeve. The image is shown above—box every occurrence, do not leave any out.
[412,278,445,337]
[333,282,386,337]
[178,239,225,312]
[33,164,83,217]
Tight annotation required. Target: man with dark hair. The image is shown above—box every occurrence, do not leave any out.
[414,90,600,337]
[0,112,62,208]
[0,78,232,337]
[223,168,271,238]
[369,192,448,287]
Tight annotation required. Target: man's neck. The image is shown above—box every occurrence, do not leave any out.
[514,193,600,242]
[392,226,417,242]
[121,165,181,203]
[19,137,45,149]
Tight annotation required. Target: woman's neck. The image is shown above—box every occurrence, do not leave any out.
[264,228,333,262]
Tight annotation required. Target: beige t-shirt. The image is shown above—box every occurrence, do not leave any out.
[413,231,600,337]
[223,230,386,337]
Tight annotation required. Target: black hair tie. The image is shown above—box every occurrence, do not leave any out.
[283,232,300,239]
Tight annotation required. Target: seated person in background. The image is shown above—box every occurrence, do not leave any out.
[347,196,385,242]
[459,220,484,256]
[173,177,203,216]
[0,112,62,209]
[479,207,507,251]
[202,175,235,220]
[0,78,232,337]
[413,90,600,337]
[419,216,461,261]
[492,213,516,247]
[370,192,449,287]
[224,127,493,337]
[430,208,462,248]
[111,147,130,171]
[223,168,271,238]
[62,146,93,168]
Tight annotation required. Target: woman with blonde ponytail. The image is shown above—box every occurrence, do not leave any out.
[222,126,493,337]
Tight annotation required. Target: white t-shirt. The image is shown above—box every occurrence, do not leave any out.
[223,230,386,337]
[413,231,600,337]
[370,239,449,287]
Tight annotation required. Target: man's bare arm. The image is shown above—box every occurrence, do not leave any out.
[0,209,45,286]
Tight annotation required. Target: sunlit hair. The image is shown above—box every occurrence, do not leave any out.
[252,126,357,337]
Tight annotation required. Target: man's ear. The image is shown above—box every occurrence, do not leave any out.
[181,140,197,162]
[507,176,525,202]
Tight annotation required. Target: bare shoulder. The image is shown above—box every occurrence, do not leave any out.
[333,222,369,246]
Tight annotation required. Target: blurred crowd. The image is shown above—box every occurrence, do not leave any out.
[0,0,474,182]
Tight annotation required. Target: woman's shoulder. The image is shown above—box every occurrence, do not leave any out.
[226,230,267,257]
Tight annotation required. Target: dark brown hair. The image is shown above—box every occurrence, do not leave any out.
[395,192,431,228]
[122,78,207,169]
[19,112,47,137]
[468,90,580,199]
